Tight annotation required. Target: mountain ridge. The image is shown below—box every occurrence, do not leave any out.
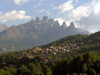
[0,16,89,52]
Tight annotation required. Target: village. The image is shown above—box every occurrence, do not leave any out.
[21,42,83,57]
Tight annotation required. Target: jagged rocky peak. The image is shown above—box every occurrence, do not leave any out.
[69,22,75,28]
[35,17,40,22]
[61,22,67,28]
[43,16,48,21]
[30,19,34,23]
[49,18,54,23]
[53,20,60,26]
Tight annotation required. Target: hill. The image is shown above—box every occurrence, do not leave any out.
[0,30,99,61]
[0,16,89,52]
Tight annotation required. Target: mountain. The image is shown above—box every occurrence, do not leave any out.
[0,16,89,52]
[61,22,67,29]
[0,24,8,32]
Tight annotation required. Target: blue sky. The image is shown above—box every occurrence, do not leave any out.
[0,0,100,33]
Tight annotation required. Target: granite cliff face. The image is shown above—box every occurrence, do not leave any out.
[0,16,89,52]
[61,22,67,29]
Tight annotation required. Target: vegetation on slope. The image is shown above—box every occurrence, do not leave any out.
[0,31,100,75]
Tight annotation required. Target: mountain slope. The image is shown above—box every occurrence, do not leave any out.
[0,16,89,52]
[42,30,100,56]
[0,24,8,32]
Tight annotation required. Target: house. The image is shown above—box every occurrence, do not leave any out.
[45,48,49,51]
[44,59,49,63]
[35,47,39,49]
[63,49,67,51]
[33,47,42,53]
[49,49,52,51]
[73,44,76,46]
[61,48,66,51]
[54,46,58,49]
[63,46,67,48]
[53,52,56,55]
[58,46,62,50]
[50,46,53,49]
[54,49,58,53]
[33,48,37,53]
[38,48,42,51]
[67,50,70,52]
[22,52,29,56]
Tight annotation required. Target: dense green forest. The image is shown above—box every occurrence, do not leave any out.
[0,31,100,75]
[0,52,100,75]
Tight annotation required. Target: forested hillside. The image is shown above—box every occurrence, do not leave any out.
[0,51,99,75]
[0,31,100,75]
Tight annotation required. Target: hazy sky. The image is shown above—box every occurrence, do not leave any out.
[0,0,100,32]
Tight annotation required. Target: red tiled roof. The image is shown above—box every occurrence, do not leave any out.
[22,52,28,54]
[45,59,49,62]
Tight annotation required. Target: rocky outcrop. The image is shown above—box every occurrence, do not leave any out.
[43,16,48,22]
[61,22,67,29]
[35,17,40,22]
[68,22,75,29]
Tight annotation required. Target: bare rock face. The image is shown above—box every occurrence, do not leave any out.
[43,16,48,22]
[49,18,54,23]
[30,19,34,23]
[0,24,8,32]
[61,22,67,29]
[53,20,60,26]
[35,17,40,22]
[69,22,75,29]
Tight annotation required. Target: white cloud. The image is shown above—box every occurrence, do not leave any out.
[54,18,64,25]
[39,9,51,15]
[74,0,100,32]
[65,20,72,26]
[77,11,100,26]
[39,9,45,13]
[14,0,29,5]
[93,0,100,14]
[68,6,91,21]
[68,0,96,21]
[0,10,31,22]
[53,0,74,13]
[33,3,42,8]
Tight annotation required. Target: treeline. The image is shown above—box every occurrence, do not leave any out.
[53,52,100,75]
[44,31,100,48]
[43,34,87,47]
[0,52,100,75]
